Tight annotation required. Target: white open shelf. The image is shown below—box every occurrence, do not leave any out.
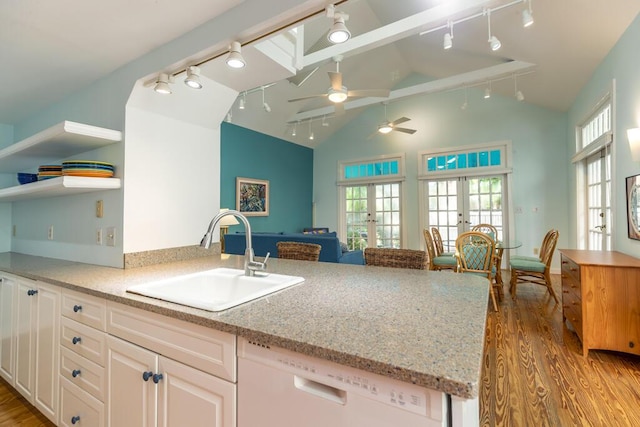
[0,176,121,202]
[0,121,122,173]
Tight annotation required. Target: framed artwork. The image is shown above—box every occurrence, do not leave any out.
[236,177,269,216]
[626,174,640,240]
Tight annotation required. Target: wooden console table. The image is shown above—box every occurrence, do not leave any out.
[559,249,640,357]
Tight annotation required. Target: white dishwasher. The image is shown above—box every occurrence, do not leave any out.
[238,338,450,427]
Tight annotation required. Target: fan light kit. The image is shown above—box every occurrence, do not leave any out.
[373,103,417,137]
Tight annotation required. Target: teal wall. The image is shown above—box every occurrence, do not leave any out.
[567,14,640,257]
[314,81,568,255]
[221,123,313,233]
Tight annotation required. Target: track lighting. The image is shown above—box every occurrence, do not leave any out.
[484,82,491,99]
[261,87,271,113]
[184,66,202,89]
[486,9,501,51]
[514,74,525,101]
[522,0,534,27]
[226,111,232,123]
[322,117,329,127]
[516,90,525,102]
[308,122,314,140]
[443,21,453,50]
[326,5,350,44]
[461,86,468,110]
[154,73,172,94]
[226,41,246,69]
[292,123,297,137]
[238,97,245,110]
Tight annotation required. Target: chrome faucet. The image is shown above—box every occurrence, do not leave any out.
[200,209,269,276]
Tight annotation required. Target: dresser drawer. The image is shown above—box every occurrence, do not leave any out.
[59,377,105,427]
[61,289,107,331]
[561,255,580,283]
[61,317,107,367]
[60,346,105,402]
[564,304,583,341]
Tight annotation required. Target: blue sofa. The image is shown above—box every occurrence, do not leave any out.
[224,232,364,265]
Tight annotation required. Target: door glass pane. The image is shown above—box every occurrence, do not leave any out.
[375,183,401,248]
[586,151,611,250]
[426,179,459,251]
[345,186,368,250]
[466,176,504,241]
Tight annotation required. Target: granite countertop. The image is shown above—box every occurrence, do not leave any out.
[0,252,489,399]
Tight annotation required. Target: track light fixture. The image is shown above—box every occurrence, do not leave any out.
[522,0,534,27]
[184,66,202,89]
[226,111,232,123]
[484,81,492,99]
[226,41,246,69]
[514,75,525,101]
[326,5,350,44]
[308,121,314,140]
[154,73,172,94]
[461,86,468,110]
[443,21,453,50]
[238,97,245,110]
[292,122,297,137]
[262,87,271,112]
[486,10,501,51]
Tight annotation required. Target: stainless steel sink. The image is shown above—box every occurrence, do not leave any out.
[127,268,304,311]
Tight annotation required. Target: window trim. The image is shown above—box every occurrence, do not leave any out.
[337,153,406,186]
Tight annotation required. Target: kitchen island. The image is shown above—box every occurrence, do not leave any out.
[0,251,488,425]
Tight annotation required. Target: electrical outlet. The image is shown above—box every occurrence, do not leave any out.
[533,247,539,255]
[96,200,104,218]
[96,228,103,245]
[48,225,54,240]
[106,227,116,247]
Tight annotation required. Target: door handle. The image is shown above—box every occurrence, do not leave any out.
[294,376,346,405]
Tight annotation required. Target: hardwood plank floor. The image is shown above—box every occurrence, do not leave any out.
[0,378,54,426]
[481,274,640,426]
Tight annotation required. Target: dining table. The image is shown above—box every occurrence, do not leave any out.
[494,239,522,297]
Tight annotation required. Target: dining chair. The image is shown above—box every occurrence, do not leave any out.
[511,229,555,263]
[455,231,498,311]
[423,229,458,271]
[276,241,322,261]
[471,223,498,241]
[431,227,454,256]
[364,247,426,270]
[509,229,559,302]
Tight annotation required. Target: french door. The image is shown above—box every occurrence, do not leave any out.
[344,182,401,250]
[426,175,506,252]
[585,150,611,250]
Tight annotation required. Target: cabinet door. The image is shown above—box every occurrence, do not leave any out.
[14,279,37,402]
[157,356,236,427]
[107,335,157,427]
[34,282,60,424]
[0,276,16,384]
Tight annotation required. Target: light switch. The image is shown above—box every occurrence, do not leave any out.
[96,200,104,218]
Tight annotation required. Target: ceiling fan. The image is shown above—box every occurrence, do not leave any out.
[288,56,390,113]
[370,104,417,137]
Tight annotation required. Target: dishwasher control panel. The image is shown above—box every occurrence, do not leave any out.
[239,338,444,421]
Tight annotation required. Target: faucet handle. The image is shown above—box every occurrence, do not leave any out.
[263,252,271,264]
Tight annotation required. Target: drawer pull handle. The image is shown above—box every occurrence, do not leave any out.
[72,369,81,378]
[153,373,164,384]
[630,342,635,349]
[142,371,153,382]
[71,415,80,424]
[27,289,38,296]
[73,305,82,313]
[72,336,82,345]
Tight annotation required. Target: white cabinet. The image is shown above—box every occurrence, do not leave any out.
[0,120,122,202]
[106,302,237,427]
[11,278,60,425]
[0,275,17,384]
[59,288,107,427]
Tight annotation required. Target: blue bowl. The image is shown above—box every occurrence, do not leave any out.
[17,173,38,185]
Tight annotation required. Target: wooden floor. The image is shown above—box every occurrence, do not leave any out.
[0,378,54,427]
[1,274,639,426]
[481,274,640,426]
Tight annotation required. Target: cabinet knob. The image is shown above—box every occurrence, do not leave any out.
[72,369,81,378]
[142,371,153,382]
[72,336,82,345]
[630,341,635,349]
[73,305,82,313]
[71,415,80,424]
[153,373,164,384]
[27,289,38,296]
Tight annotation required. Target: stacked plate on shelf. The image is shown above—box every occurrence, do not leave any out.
[62,161,114,178]
[38,165,62,180]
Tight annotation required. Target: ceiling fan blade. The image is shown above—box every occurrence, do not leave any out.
[328,71,342,90]
[347,89,390,98]
[288,94,328,102]
[393,127,417,134]
[390,117,410,126]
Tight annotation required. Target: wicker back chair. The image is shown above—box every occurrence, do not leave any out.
[509,229,559,302]
[364,248,426,270]
[471,223,498,241]
[276,242,322,262]
[455,231,498,311]
[423,229,457,271]
[431,227,453,256]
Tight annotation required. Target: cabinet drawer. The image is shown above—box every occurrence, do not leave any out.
[60,347,105,402]
[561,255,580,283]
[61,289,107,331]
[564,305,583,340]
[61,317,107,367]
[107,302,236,382]
[59,376,105,427]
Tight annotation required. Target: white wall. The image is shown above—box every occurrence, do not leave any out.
[124,77,237,253]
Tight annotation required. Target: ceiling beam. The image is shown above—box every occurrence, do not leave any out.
[301,0,492,68]
[288,60,536,122]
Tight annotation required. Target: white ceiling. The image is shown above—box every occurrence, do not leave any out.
[2,0,640,148]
